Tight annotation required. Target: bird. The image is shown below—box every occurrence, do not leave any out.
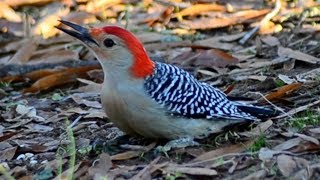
[56,20,276,143]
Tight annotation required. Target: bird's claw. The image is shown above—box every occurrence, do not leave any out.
[156,136,199,153]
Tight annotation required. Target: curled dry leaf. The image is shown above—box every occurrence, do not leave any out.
[239,120,273,137]
[23,65,100,93]
[88,153,112,179]
[163,164,217,176]
[171,49,239,68]
[278,46,320,64]
[176,3,225,17]
[277,154,309,177]
[0,2,22,22]
[261,83,302,103]
[8,38,38,64]
[0,146,17,161]
[179,9,270,30]
[111,142,156,161]
[33,4,70,39]
[192,140,254,163]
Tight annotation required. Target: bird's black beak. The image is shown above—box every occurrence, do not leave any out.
[55,20,99,46]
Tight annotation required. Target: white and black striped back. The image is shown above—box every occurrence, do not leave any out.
[144,62,255,120]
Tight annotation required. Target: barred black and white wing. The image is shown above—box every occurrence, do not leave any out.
[144,62,255,120]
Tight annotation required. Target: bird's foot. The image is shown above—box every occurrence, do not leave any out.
[156,136,199,153]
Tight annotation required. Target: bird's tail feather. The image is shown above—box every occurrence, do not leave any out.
[236,104,280,120]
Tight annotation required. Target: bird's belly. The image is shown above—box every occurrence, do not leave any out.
[101,88,238,139]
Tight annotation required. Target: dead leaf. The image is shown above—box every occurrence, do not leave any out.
[163,164,217,176]
[30,49,79,64]
[294,133,319,145]
[111,142,156,161]
[273,138,302,151]
[136,32,165,44]
[176,3,225,17]
[25,123,53,133]
[0,146,17,161]
[193,140,254,162]
[16,104,45,121]
[261,35,280,46]
[241,170,267,180]
[33,4,70,38]
[23,65,100,93]
[258,148,277,161]
[132,157,161,180]
[88,153,112,179]
[278,74,296,84]
[276,100,320,119]
[277,154,309,177]
[179,9,270,30]
[261,83,302,102]
[171,49,238,68]
[309,128,320,135]
[0,2,22,22]
[239,120,273,137]
[278,46,320,64]
[4,0,54,6]
[70,94,102,109]
[8,38,38,64]
[0,131,20,142]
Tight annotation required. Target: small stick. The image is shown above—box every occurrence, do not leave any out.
[239,0,282,44]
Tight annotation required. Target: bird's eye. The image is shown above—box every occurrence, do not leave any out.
[103,38,116,48]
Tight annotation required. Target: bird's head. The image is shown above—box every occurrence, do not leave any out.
[56,20,154,78]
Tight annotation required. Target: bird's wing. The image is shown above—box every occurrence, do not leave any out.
[144,62,255,120]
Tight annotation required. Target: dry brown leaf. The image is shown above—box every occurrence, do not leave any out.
[8,38,38,64]
[136,32,165,44]
[70,94,102,109]
[176,3,225,17]
[23,65,100,94]
[194,32,245,50]
[0,2,22,22]
[239,120,273,137]
[33,4,70,39]
[309,128,320,135]
[132,157,161,180]
[193,140,254,162]
[30,49,79,64]
[4,0,54,7]
[277,155,309,177]
[144,40,192,51]
[88,153,112,179]
[62,11,96,25]
[171,49,238,68]
[273,138,302,151]
[111,142,156,161]
[179,9,270,30]
[0,131,20,142]
[261,35,280,46]
[241,170,267,180]
[163,164,218,176]
[0,146,17,161]
[261,83,302,102]
[278,46,320,64]
[143,6,174,27]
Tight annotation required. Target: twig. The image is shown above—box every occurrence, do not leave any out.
[239,0,281,44]
[251,92,293,119]
[68,116,82,129]
[275,99,320,119]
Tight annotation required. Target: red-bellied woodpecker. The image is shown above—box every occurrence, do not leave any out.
[56,20,276,141]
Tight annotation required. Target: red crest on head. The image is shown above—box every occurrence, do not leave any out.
[100,26,154,78]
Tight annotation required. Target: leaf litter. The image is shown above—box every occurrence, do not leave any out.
[0,0,320,179]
